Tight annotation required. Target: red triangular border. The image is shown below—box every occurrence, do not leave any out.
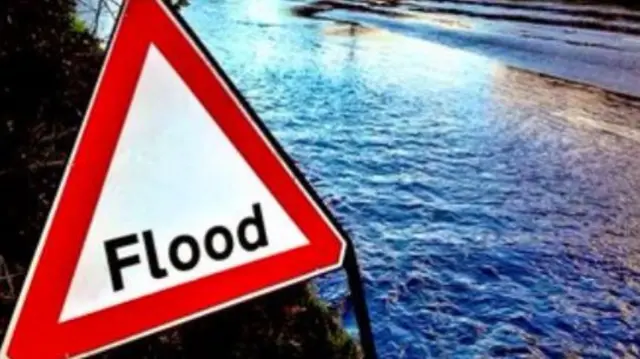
[3,1,346,357]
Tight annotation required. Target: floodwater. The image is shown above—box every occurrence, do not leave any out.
[180,0,640,357]
[308,0,640,97]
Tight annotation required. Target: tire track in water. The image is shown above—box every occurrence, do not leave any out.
[408,0,640,23]
[293,0,640,35]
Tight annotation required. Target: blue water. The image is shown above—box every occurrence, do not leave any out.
[183,0,640,357]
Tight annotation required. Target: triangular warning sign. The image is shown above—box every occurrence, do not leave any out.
[1,1,346,358]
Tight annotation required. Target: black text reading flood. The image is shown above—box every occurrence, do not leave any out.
[104,203,269,292]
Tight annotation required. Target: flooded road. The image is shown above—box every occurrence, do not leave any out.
[178,0,640,357]
[300,0,640,97]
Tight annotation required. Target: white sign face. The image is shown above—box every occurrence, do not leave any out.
[59,44,309,322]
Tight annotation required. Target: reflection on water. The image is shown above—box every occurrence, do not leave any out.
[407,12,474,31]
[183,0,640,357]
[245,0,284,23]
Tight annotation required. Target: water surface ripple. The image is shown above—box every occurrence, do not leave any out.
[184,1,640,357]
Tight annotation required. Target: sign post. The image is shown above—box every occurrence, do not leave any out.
[0,0,377,358]
[344,243,378,359]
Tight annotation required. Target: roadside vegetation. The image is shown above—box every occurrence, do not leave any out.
[0,1,361,358]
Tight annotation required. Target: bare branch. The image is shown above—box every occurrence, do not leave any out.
[103,0,119,20]
[92,0,105,36]
[0,255,24,301]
